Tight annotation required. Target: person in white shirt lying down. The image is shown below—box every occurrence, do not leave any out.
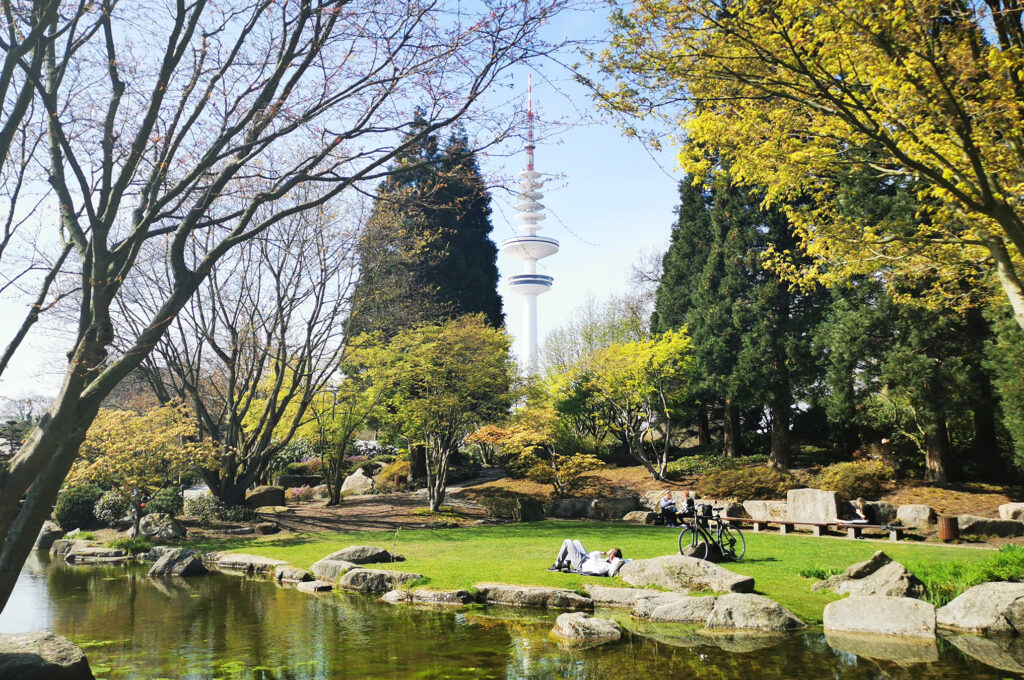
[546,539,624,576]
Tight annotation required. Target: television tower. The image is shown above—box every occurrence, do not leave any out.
[501,76,559,374]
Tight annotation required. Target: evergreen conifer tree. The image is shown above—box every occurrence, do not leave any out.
[653,168,820,466]
[349,114,502,337]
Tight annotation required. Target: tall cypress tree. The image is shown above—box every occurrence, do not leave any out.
[348,114,502,337]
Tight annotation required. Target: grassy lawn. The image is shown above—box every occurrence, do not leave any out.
[190,520,1002,624]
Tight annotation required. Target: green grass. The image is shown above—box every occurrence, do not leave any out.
[188,520,1004,624]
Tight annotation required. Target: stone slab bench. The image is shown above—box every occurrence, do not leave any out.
[722,517,909,542]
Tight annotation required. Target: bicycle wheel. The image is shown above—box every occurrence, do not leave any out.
[719,524,746,560]
[678,525,709,560]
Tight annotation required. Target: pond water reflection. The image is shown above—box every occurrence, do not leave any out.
[0,554,1018,679]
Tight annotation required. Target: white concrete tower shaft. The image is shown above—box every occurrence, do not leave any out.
[500,75,558,374]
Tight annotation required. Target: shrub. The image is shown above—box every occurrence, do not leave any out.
[183,494,224,527]
[697,466,798,500]
[145,487,184,517]
[223,505,257,523]
[53,483,104,530]
[667,455,735,480]
[74,531,96,540]
[478,496,520,520]
[106,536,153,555]
[283,461,311,475]
[811,459,894,499]
[374,460,411,493]
[287,485,317,503]
[94,489,131,526]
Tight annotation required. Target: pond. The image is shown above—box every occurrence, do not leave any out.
[2,553,1020,679]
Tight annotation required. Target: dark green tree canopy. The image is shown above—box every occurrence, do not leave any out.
[349,113,503,337]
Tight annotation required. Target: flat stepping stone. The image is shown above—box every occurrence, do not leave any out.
[584,585,659,609]
[320,545,404,564]
[824,595,935,638]
[339,568,423,594]
[297,580,334,594]
[618,555,754,593]
[631,593,716,623]
[381,589,475,606]
[551,612,621,643]
[474,583,593,611]
[214,553,288,575]
[706,593,805,631]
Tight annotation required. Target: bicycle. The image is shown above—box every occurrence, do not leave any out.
[677,506,746,561]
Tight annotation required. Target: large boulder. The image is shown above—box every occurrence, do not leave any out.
[320,545,404,564]
[812,551,924,598]
[310,558,358,582]
[213,553,288,575]
[584,585,658,609]
[1000,503,1024,521]
[936,581,1024,633]
[274,565,313,583]
[381,589,475,606]
[544,497,636,520]
[825,631,938,664]
[64,546,128,564]
[897,504,937,530]
[591,497,638,520]
[551,612,621,643]
[148,548,207,577]
[133,513,186,540]
[622,511,657,524]
[618,555,755,593]
[474,583,593,610]
[49,539,95,560]
[33,521,65,551]
[786,488,839,523]
[544,498,591,519]
[0,631,95,680]
[245,486,286,508]
[958,515,1024,537]
[631,593,717,623]
[339,568,423,594]
[341,469,375,495]
[742,500,788,521]
[824,596,936,638]
[705,593,805,631]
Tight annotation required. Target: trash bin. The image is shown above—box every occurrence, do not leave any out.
[938,515,959,543]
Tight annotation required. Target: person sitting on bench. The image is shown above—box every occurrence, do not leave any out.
[660,491,679,526]
[840,497,872,524]
[547,539,623,576]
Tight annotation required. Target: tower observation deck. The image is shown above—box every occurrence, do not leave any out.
[501,76,558,374]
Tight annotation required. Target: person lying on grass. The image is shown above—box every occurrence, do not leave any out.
[547,539,624,576]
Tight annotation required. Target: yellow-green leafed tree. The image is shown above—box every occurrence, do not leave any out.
[568,329,692,480]
[68,404,217,535]
[354,315,513,511]
[597,0,1024,328]
[467,405,604,497]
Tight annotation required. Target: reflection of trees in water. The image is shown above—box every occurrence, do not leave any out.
[21,559,1018,679]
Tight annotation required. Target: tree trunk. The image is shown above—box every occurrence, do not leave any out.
[971,371,1001,479]
[923,417,952,484]
[697,406,711,447]
[723,399,745,457]
[410,443,426,482]
[769,404,792,469]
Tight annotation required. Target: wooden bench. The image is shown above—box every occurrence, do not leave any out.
[722,517,908,542]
